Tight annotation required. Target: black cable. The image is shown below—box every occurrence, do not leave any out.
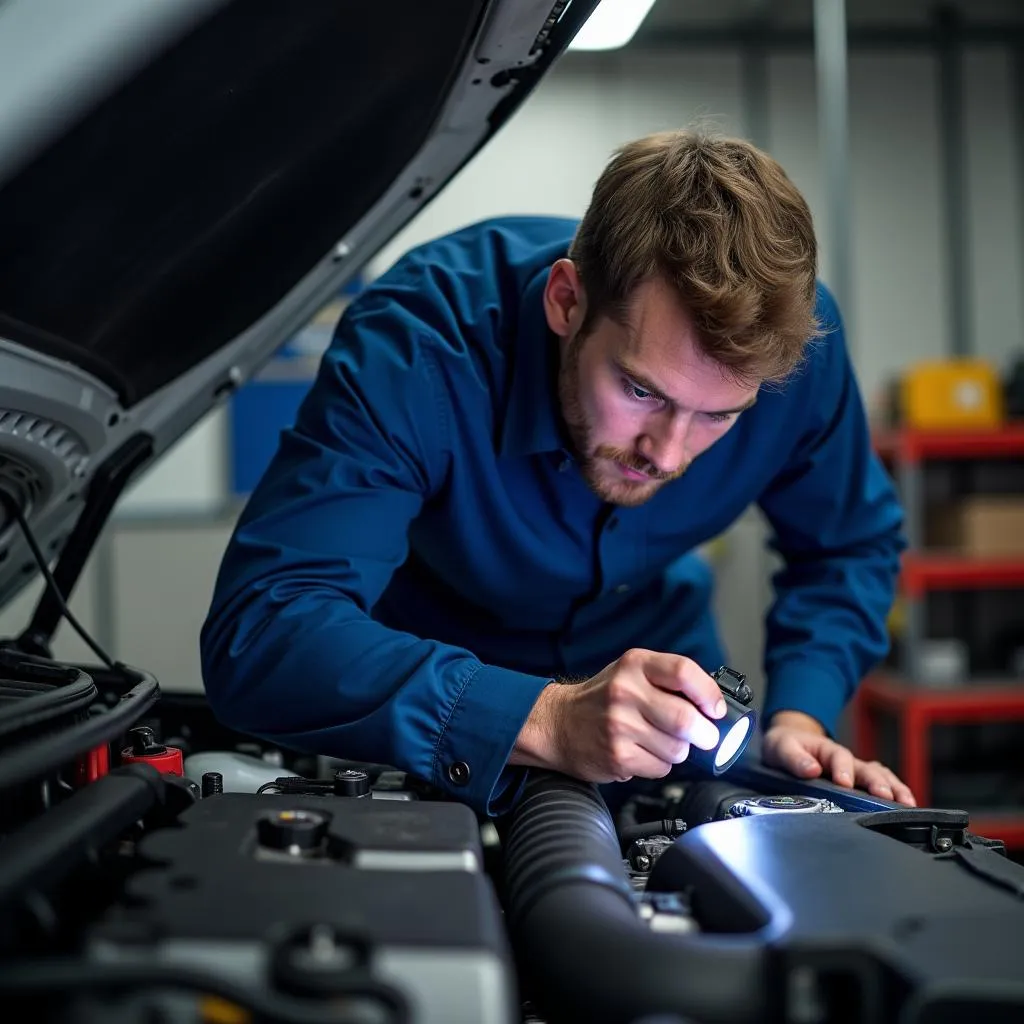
[257,777,329,796]
[0,959,410,1024]
[0,664,96,739]
[0,673,158,792]
[0,489,114,667]
[0,765,162,914]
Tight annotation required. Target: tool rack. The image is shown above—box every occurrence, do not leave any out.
[853,427,1024,850]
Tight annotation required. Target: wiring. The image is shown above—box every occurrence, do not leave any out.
[0,674,158,792]
[0,490,114,667]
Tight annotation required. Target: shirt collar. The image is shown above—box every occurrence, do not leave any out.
[499,264,571,459]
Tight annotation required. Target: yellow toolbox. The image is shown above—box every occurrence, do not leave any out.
[899,359,1004,430]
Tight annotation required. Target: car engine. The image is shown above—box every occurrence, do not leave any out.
[1,649,1023,1024]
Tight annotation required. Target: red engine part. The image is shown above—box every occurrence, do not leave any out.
[74,743,110,786]
[120,726,184,775]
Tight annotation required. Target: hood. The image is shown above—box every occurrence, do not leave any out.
[0,0,596,635]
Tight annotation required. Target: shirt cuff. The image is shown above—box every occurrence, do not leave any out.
[432,662,553,816]
[762,661,850,738]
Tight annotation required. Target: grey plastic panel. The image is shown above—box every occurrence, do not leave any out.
[353,849,481,873]
[376,949,516,1024]
[88,940,517,1024]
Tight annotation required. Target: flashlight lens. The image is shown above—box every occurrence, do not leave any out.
[714,715,751,769]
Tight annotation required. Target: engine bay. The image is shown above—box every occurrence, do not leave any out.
[1,650,1023,1024]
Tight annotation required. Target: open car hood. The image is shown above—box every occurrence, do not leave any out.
[0,0,594,626]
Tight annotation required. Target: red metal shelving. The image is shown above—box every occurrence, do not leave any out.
[856,672,1024,719]
[875,425,1024,461]
[863,427,1024,850]
[966,816,1024,850]
[853,673,1024,849]
[901,553,1024,595]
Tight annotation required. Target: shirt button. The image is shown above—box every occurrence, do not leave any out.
[558,458,571,473]
[614,583,631,594]
[447,761,471,786]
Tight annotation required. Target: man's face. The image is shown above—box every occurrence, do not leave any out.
[548,266,760,508]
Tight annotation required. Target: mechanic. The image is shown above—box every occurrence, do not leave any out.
[200,129,916,816]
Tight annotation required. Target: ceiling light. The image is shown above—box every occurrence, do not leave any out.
[569,0,658,52]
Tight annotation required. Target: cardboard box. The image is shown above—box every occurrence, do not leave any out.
[927,496,1024,557]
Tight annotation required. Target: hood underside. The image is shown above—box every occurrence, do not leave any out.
[2,0,488,407]
[0,0,592,625]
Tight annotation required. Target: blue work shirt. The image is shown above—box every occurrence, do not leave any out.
[200,215,905,817]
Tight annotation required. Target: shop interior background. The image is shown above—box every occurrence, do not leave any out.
[4,0,1023,732]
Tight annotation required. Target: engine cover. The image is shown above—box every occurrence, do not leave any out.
[646,807,1024,1020]
[85,793,517,1024]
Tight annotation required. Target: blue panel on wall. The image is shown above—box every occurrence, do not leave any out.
[228,279,363,496]
[228,379,313,495]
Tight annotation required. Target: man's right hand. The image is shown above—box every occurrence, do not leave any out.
[510,649,727,782]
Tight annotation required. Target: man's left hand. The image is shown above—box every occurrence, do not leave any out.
[763,710,917,807]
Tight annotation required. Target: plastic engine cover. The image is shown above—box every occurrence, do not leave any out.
[85,793,518,1024]
[646,807,1024,1021]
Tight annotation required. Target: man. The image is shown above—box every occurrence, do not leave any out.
[201,129,915,816]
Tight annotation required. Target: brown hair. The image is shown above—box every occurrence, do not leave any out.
[569,129,820,384]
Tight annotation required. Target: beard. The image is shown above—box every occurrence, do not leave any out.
[557,336,687,508]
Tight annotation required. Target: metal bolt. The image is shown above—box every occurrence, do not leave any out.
[634,853,652,872]
[935,836,953,853]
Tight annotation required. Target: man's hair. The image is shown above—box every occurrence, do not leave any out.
[568,129,820,384]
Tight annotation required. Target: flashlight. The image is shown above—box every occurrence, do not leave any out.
[688,665,757,776]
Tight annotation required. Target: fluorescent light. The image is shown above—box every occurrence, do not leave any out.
[569,0,657,51]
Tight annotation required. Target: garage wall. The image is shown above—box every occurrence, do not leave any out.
[6,43,1020,704]
[374,46,1024,401]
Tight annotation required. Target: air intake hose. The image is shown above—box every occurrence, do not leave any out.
[503,771,767,1024]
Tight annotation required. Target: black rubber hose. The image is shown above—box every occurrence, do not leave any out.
[0,763,164,914]
[0,657,96,740]
[504,773,633,927]
[0,670,159,792]
[503,771,768,1024]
